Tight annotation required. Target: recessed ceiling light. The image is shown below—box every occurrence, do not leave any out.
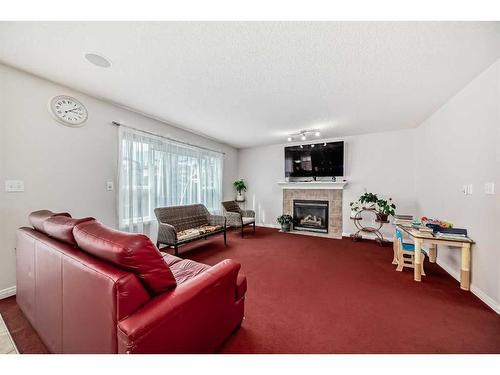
[315,131,321,137]
[300,134,307,141]
[287,136,293,142]
[84,53,111,68]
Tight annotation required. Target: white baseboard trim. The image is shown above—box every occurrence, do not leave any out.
[255,223,280,229]
[437,260,500,314]
[0,286,16,300]
[257,226,395,242]
[470,285,500,314]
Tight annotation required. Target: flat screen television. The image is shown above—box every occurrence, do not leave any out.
[285,141,344,178]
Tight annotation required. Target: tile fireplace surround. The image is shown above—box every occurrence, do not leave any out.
[282,188,343,239]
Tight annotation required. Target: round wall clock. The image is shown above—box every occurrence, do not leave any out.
[49,95,88,127]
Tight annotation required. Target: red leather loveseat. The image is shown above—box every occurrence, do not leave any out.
[16,210,247,353]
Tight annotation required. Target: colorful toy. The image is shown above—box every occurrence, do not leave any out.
[421,216,453,228]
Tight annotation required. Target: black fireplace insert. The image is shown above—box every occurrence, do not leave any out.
[293,200,329,233]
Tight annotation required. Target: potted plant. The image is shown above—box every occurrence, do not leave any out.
[233,179,247,202]
[277,214,294,232]
[349,201,361,218]
[359,192,379,209]
[376,198,396,222]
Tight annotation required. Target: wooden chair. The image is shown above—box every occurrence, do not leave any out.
[394,228,426,276]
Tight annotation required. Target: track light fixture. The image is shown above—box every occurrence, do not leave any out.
[287,129,321,142]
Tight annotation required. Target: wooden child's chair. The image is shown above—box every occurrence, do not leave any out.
[394,228,427,275]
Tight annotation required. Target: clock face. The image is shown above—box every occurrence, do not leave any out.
[49,95,88,126]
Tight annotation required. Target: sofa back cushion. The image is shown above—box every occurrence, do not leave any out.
[29,210,71,233]
[73,220,177,294]
[43,216,95,246]
[222,201,241,214]
[154,204,210,232]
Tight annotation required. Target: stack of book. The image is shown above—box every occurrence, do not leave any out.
[435,233,468,240]
[413,225,434,234]
[435,228,469,241]
[393,214,413,227]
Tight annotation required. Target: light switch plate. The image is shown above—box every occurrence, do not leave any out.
[467,184,473,195]
[462,185,468,195]
[5,180,25,192]
[485,182,495,195]
[106,181,114,191]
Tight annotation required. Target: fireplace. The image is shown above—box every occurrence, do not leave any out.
[282,187,342,239]
[293,200,329,233]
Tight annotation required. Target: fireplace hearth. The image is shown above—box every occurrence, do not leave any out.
[293,200,329,233]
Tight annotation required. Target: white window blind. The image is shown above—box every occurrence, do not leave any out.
[118,126,223,237]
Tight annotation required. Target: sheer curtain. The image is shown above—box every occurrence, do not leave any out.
[118,127,223,239]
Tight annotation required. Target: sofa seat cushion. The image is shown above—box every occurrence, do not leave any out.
[73,220,177,294]
[169,259,210,285]
[242,217,255,225]
[177,225,223,242]
[162,253,183,267]
[43,216,95,246]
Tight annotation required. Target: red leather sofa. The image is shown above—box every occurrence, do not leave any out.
[16,210,247,353]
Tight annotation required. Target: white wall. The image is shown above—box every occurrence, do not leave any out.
[237,128,417,239]
[415,59,500,311]
[0,63,238,293]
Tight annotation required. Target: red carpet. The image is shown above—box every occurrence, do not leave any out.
[1,226,499,353]
[186,227,500,353]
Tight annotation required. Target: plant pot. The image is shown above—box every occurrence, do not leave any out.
[236,193,245,202]
[280,223,291,232]
[377,213,389,222]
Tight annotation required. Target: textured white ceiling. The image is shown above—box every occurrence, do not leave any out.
[1,22,499,148]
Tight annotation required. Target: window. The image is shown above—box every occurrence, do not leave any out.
[118,127,223,233]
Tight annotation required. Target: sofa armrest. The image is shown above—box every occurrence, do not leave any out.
[157,223,177,245]
[241,209,255,218]
[117,259,243,353]
[225,211,242,227]
[208,214,226,228]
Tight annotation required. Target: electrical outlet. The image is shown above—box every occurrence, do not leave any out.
[5,180,24,192]
[106,181,114,191]
[485,182,495,195]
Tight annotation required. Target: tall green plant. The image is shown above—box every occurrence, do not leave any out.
[233,179,247,193]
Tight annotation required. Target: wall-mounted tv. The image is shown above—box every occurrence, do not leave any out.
[285,141,344,178]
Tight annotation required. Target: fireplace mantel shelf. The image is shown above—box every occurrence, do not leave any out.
[277,181,348,190]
